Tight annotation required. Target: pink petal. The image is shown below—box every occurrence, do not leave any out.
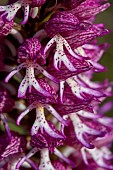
[18,76,29,98]
[60,81,65,103]
[43,121,64,139]
[21,4,29,24]
[17,102,37,125]
[44,37,56,54]
[44,104,69,126]
[32,79,51,96]
[5,63,26,83]
[34,63,59,83]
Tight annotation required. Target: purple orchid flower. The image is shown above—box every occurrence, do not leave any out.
[0,0,112,169]
[0,0,46,24]
[43,11,110,103]
[45,11,109,49]
[30,120,64,154]
[44,12,91,72]
[5,38,59,98]
[64,113,106,149]
[81,146,113,169]
[16,78,69,135]
[47,52,92,80]
[0,131,38,169]
[17,146,75,170]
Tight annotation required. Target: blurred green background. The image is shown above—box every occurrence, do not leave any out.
[94,0,113,81]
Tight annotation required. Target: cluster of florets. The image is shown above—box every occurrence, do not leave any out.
[0,0,113,170]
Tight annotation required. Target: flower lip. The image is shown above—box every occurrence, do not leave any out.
[47,53,93,80]
[30,123,64,153]
[64,113,106,149]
